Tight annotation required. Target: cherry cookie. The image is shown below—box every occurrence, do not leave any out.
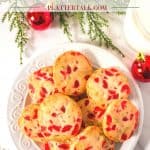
[18,104,51,143]
[41,140,71,150]
[78,98,105,128]
[86,68,131,108]
[72,126,114,150]
[38,93,82,140]
[28,66,57,103]
[102,99,139,142]
[53,51,93,96]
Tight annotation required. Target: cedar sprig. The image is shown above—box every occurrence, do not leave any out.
[56,12,72,41]
[57,12,125,57]
[2,9,125,64]
[86,12,124,57]
[2,3,29,64]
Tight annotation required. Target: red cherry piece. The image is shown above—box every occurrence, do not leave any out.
[40,87,47,97]
[122,116,128,121]
[73,66,78,72]
[41,126,46,132]
[84,75,90,80]
[33,109,38,119]
[38,132,44,137]
[24,116,31,121]
[44,132,51,137]
[111,68,118,72]
[121,100,127,110]
[79,136,86,140]
[130,114,134,120]
[121,133,127,140]
[60,106,66,113]
[94,106,103,112]
[51,112,57,117]
[27,4,53,30]
[73,80,79,88]
[105,70,113,76]
[48,126,53,132]
[121,84,130,94]
[54,88,59,93]
[108,90,116,94]
[58,144,70,149]
[106,127,111,131]
[52,125,61,131]
[102,141,106,148]
[66,65,71,74]
[62,86,66,92]
[85,146,93,150]
[94,77,99,83]
[70,52,81,56]
[84,99,89,106]
[112,124,116,130]
[77,118,81,122]
[106,115,112,125]
[71,124,79,135]
[62,125,72,132]
[102,79,108,88]
[112,93,119,99]
[44,143,50,150]
[94,107,105,118]
[37,98,44,103]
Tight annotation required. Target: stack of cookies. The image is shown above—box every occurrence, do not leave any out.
[18,51,139,150]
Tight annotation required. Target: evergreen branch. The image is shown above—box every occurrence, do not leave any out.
[1,11,9,22]
[1,5,29,64]
[75,12,85,33]
[57,12,124,57]
[57,12,72,41]
[2,8,125,64]
[85,12,124,57]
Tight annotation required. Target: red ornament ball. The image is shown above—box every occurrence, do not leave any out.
[27,4,53,30]
[131,52,150,82]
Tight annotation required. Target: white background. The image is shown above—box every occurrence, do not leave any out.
[0,2,150,150]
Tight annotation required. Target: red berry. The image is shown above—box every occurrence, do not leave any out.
[131,53,150,82]
[27,3,53,30]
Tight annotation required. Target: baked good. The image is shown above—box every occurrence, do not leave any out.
[72,126,114,150]
[28,66,58,103]
[40,140,71,150]
[18,104,51,143]
[38,93,82,140]
[86,68,131,108]
[102,99,139,142]
[78,98,105,128]
[53,51,93,96]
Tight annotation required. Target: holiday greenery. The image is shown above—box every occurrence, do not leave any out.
[2,3,29,64]
[1,3,125,64]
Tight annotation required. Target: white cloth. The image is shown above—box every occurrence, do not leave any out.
[0,5,149,150]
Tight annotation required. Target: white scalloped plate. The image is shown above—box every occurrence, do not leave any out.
[7,43,143,150]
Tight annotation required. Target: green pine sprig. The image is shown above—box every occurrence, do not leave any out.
[2,3,29,64]
[2,7,125,64]
[57,12,72,41]
[57,12,125,57]
[86,12,124,57]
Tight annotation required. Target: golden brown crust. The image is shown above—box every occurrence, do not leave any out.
[53,51,93,96]
[38,93,82,141]
[102,99,139,142]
